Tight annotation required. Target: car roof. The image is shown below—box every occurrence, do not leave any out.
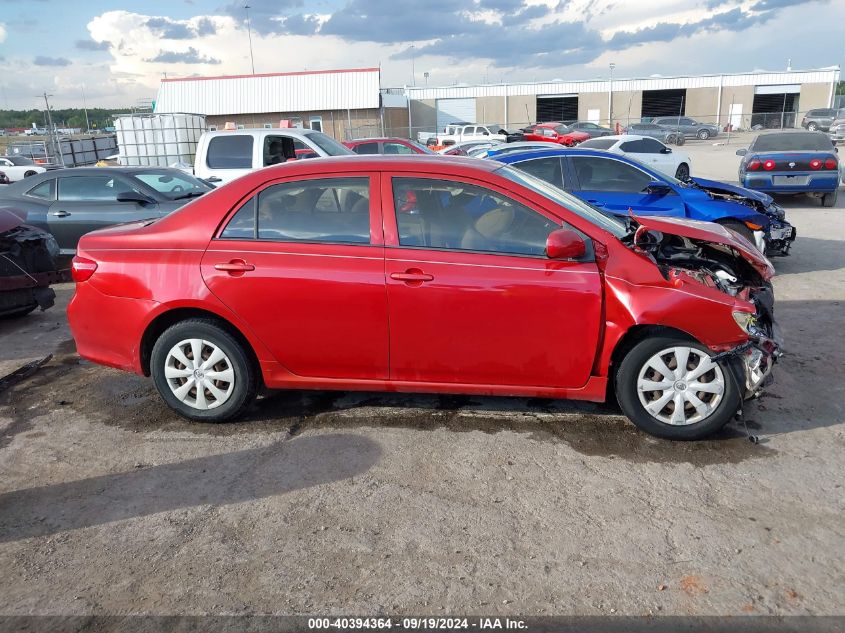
[202,128,319,138]
[492,147,622,163]
[346,137,414,144]
[250,154,504,175]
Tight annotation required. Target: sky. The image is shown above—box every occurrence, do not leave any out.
[0,0,842,110]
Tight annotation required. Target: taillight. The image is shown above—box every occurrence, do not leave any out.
[747,159,761,171]
[763,159,776,171]
[71,256,98,282]
[810,159,822,170]
[824,158,838,170]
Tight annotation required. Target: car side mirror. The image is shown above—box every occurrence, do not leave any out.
[661,147,672,154]
[116,190,155,204]
[644,181,672,195]
[546,229,586,260]
[735,148,747,156]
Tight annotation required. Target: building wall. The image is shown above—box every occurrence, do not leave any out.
[609,90,642,127]
[507,95,536,128]
[578,92,608,125]
[410,99,437,138]
[383,107,411,139]
[206,108,383,140]
[799,82,834,112]
[476,96,505,125]
[684,87,720,124]
[718,85,754,129]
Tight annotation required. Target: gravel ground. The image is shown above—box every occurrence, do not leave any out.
[0,148,843,620]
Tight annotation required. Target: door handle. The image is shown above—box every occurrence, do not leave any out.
[390,269,433,285]
[51,210,71,217]
[214,260,255,274]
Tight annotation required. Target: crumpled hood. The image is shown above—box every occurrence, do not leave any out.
[633,214,775,281]
[691,177,773,206]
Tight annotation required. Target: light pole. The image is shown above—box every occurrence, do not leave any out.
[608,62,616,129]
[244,4,255,74]
[409,45,416,86]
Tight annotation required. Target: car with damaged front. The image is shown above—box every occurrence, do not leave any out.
[492,148,795,256]
[68,155,780,440]
[736,131,840,207]
[1,208,64,318]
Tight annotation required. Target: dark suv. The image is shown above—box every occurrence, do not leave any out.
[801,108,845,132]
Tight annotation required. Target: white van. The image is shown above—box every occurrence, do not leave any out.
[194,128,353,185]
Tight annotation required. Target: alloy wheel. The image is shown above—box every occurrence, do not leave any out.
[636,346,725,426]
[164,338,235,410]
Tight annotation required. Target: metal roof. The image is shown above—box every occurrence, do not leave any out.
[155,68,381,115]
[404,68,841,100]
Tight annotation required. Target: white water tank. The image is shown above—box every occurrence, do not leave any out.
[114,113,207,167]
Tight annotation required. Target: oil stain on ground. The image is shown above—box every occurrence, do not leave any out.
[0,342,774,466]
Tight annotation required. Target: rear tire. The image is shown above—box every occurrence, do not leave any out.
[615,335,741,440]
[674,163,690,181]
[697,129,711,140]
[674,134,685,146]
[151,318,258,422]
[822,190,838,207]
[23,170,37,178]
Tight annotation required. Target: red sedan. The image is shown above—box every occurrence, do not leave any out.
[524,123,590,146]
[68,156,780,439]
[344,138,434,155]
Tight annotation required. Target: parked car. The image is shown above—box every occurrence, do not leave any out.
[0,172,9,186]
[6,142,54,166]
[652,117,720,140]
[493,148,795,255]
[736,131,839,207]
[193,128,353,186]
[68,155,781,440]
[524,123,590,146]
[344,138,434,155]
[430,124,505,147]
[829,118,845,145]
[624,123,684,145]
[801,108,845,132]
[1,207,63,318]
[566,121,615,138]
[0,156,47,182]
[437,140,503,156]
[0,167,213,254]
[578,135,692,180]
[477,141,561,158]
[503,124,542,143]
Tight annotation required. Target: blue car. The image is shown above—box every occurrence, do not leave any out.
[736,131,839,207]
[492,148,796,255]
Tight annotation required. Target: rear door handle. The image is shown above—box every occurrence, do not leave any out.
[51,210,71,217]
[390,269,433,284]
[214,260,255,274]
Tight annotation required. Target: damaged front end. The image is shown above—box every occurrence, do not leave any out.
[629,215,782,400]
[691,177,796,256]
[0,208,65,318]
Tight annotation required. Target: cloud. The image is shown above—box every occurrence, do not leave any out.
[222,0,304,35]
[146,47,221,64]
[33,56,71,66]
[145,16,219,39]
[0,22,5,44]
[75,38,111,51]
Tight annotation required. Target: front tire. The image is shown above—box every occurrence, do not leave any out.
[151,319,257,422]
[822,190,838,207]
[615,336,741,440]
[697,129,711,140]
[674,163,690,181]
[807,122,819,132]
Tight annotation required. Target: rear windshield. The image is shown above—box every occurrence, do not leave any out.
[578,139,616,150]
[752,133,834,152]
[303,131,354,156]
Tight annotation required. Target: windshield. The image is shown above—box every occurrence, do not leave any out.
[554,125,573,134]
[579,138,616,150]
[751,132,834,152]
[132,170,212,200]
[497,165,628,238]
[303,131,354,156]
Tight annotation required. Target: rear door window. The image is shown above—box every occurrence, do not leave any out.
[571,156,654,193]
[26,179,56,201]
[352,142,379,155]
[515,157,565,189]
[57,176,125,201]
[207,135,254,169]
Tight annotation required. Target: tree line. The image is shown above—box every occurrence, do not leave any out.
[0,108,131,131]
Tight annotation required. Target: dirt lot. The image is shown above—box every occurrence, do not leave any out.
[1,146,843,619]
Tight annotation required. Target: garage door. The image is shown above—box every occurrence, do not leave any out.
[642,89,687,120]
[537,95,578,123]
[436,98,476,130]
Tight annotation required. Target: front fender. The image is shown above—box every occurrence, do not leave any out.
[685,200,771,228]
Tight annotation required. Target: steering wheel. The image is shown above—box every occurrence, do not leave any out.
[171,185,185,193]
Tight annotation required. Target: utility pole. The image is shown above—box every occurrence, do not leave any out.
[608,62,616,129]
[244,4,256,74]
[41,92,64,166]
[409,45,416,86]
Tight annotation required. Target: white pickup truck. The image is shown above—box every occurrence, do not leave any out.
[419,124,506,147]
